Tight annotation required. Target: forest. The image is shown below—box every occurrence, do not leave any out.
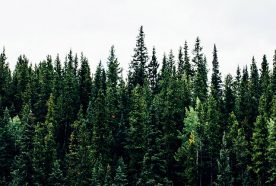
[0,26,275,186]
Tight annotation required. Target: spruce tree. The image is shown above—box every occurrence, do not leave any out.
[249,57,260,123]
[128,26,148,90]
[183,41,192,78]
[147,47,159,94]
[192,37,208,102]
[223,74,235,117]
[0,49,12,115]
[252,96,269,185]
[177,46,184,77]
[0,108,15,183]
[125,85,148,184]
[175,107,201,185]
[78,53,92,112]
[216,133,232,186]
[211,45,222,102]
[272,50,276,93]
[266,96,276,185]
[66,106,91,185]
[112,157,128,186]
[11,104,35,186]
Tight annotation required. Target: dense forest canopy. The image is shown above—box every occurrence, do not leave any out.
[0,26,275,186]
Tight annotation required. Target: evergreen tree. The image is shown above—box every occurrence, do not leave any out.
[0,48,12,115]
[11,55,31,115]
[11,104,35,186]
[0,108,15,183]
[211,45,222,102]
[128,26,148,89]
[175,107,201,185]
[252,96,269,185]
[78,53,92,112]
[223,74,235,117]
[177,46,184,77]
[183,41,193,78]
[138,100,171,185]
[249,57,260,123]
[112,157,128,186]
[103,165,113,186]
[216,133,232,186]
[66,106,91,185]
[192,37,208,102]
[266,96,276,185]
[125,85,148,184]
[272,50,276,93]
[147,47,159,94]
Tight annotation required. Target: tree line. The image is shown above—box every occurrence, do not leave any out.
[0,26,275,185]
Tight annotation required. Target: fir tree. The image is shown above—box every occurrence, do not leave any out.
[147,47,159,94]
[128,26,148,89]
[112,157,128,186]
[125,85,148,184]
[211,45,222,102]
[216,133,232,186]
[79,53,92,113]
[266,96,276,185]
[252,96,269,185]
[192,37,208,102]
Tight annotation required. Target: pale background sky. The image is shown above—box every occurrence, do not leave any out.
[0,0,275,78]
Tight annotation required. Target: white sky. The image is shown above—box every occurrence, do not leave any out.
[0,0,275,78]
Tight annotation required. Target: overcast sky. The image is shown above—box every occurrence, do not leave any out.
[0,0,275,77]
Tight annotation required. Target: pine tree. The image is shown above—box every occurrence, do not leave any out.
[216,133,232,186]
[206,96,222,184]
[177,46,184,77]
[11,55,31,115]
[0,108,15,183]
[266,96,276,185]
[138,100,171,185]
[175,107,201,185]
[11,104,35,185]
[125,85,148,184]
[0,48,12,115]
[106,46,121,163]
[112,157,128,186]
[252,96,269,185]
[91,159,105,186]
[103,165,113,186]
[183,41,193,78]
[272,50,276,93]
[79,53,92,113]
[223,74,235,117]
[249,57,260,123]
[147,47,159,94]
[128,26,148,89]
[192,37,208,102]
[211,45,222,102]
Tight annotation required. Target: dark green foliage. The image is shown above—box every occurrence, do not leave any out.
[125,85,148,184]
[175,106,202,185]
[0,108,15,183]
[147,47,159,94]
[113,157,128,186]
[223,74,235,117]
[0,27,274,186]
[128,26,148,89]
[216,133,232,186]
[252,96,269,185]
[192,37,208,102]
[79,53,92,112]
[11,104,35,185]
[211,45,222,102]
[267,96,276,185]
[183,41,193,78]
[0,49,12,115]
